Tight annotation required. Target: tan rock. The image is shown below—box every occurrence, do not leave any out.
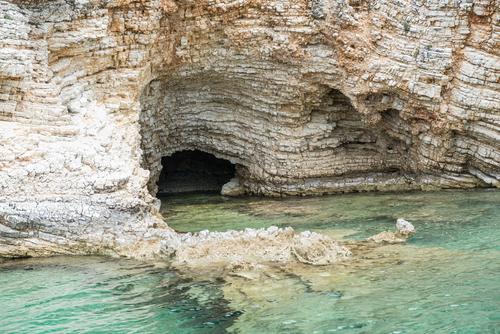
[0,0,498,259]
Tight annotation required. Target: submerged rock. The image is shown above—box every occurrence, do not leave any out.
[367,218,416,244]
[367,231,409,244]
[169,226,351,268]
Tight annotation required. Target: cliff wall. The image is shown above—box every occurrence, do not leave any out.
[0,0,498,257]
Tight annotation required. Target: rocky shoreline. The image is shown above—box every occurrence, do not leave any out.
[0,0,498,259]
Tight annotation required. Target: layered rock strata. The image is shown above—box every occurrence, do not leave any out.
[0,0,499,258]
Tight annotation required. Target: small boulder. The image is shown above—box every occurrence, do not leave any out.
[367,218,416,244]
[221,177,245,196]
[396,218,415,236]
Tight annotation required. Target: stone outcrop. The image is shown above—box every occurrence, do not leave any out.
[221,177,246,196]
[367,218,416,243]
[0,0,499,258]
[171,227,352,268]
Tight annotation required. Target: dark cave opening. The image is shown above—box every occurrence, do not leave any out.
[156,150,236,196]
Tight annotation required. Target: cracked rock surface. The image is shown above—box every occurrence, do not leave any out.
[0,0,498,260]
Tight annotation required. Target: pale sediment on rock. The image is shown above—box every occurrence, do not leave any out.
[367,218,416,243]
[0,0,498,258]
[367,231,409,244]
[168,226,352,268]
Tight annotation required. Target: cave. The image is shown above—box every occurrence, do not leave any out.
[156,150,236,196]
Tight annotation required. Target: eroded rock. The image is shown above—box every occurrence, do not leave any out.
[368,218,416,244]
[0,0,498,258]
[221,177,246,197]
[396,218,416,236]
[170,226,352,268]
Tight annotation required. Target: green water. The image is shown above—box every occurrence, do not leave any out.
[1,190,499,333]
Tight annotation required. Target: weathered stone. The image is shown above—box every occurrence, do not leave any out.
[171,226,351,268]
[0,0,498,260]
[396,218,416,236]
[368,218,416,243]
[221,177,246,197]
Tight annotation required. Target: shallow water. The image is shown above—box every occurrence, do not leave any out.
[1,189,499,333]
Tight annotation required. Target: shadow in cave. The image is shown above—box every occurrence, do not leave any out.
[157,150,235,196]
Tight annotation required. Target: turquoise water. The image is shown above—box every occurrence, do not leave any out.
[1,189,499,333]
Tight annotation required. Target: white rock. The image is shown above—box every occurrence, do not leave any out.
[396,218,416,235]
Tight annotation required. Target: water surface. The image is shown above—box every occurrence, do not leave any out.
[1,189,499,333]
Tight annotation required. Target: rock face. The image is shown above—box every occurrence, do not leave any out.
[0,0,499,258]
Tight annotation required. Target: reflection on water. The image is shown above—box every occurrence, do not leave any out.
[1,189,499,333]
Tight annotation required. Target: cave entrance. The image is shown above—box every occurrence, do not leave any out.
[156,150,236,196]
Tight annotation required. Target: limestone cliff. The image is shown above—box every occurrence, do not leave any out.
[0,0,498,258]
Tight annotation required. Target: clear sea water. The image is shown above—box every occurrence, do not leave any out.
[1,189,499,333]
